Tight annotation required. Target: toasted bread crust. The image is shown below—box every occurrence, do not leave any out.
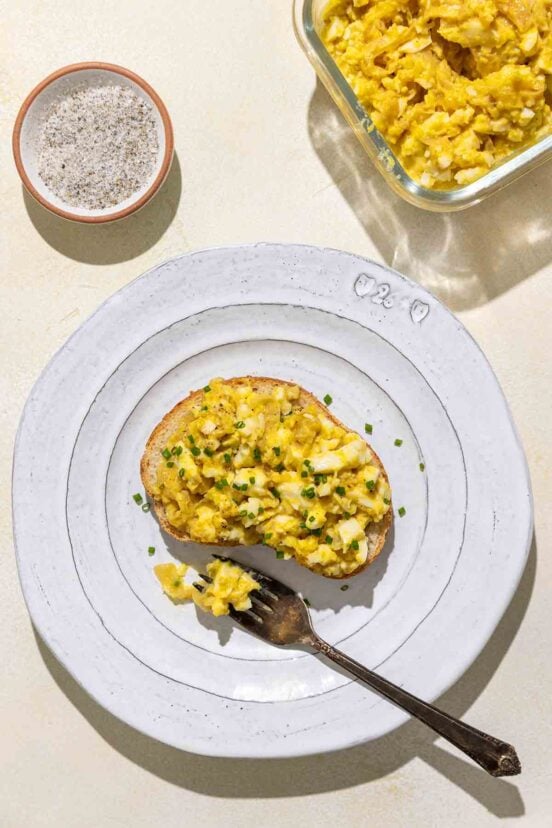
[141,377,392,578]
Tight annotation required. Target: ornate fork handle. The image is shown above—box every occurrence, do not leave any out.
[310,636,521,777]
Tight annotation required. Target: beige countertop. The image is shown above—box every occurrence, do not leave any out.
[1,2,551,826]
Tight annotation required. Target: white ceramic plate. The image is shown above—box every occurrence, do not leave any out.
[13,244,532,757]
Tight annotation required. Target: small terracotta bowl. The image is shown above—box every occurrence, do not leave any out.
[13,62,174,223]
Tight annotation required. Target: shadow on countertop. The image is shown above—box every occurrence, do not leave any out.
[308,82,552,312]
[35,538,535,818]
[23,152,182,265]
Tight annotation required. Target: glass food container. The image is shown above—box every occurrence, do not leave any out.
[293,0,552,212]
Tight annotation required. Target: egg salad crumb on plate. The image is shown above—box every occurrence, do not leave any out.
[141,376,393,579]
[322,0,552,188]
[154,558,260,616]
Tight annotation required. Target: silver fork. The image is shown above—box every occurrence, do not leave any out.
[195,555,521,777]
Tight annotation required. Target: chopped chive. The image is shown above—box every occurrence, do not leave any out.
[340,584,349,592]
[253,447,261,461]
[132,493,143,505]
[215,479,229,490]
[325,535,333,545]
[301,470,308,478]
[419,462,425,472]
[272,446,281,457]
[248,512,255,519]
[224,452,231,464]
[304,597,311,607]
[301,487,316,499]
[258,506,264,514]
[308,515,315,523]
[233,483,241,490]
[275,463,284,472]
[310,528,322,536]
[166,461,175,468]
[172,580,181,588]
[187,435,195,445]
[303,459,312,467]
[335,486,346,496]
[394,438,403,447]
[364,423,373,435]
[398,506,406,517]
[240,509,248,517]
[191,446,201,457]
[299,522,307,529]
[249,476,255,484]
[276,550,284,559]
[204,447,214,457]
[323,394,333,405]
[383,496,391,505]
[148,546,155,556]
[240,483,248,491]
[203,385,211,392]
[161,448,171,460]
[174,445,183,456]
[351,539,360,551]
[201,405,208,411]
[366,479,375,491]
[235,421,245,429]
[264,532,272,541]
[141,503,151,512]
[344,511,351,518]
[269,487,281,500]
[178,468,185,478]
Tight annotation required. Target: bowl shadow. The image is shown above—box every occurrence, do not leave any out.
[308,81,552,312]
[34,536,535,817]
[22,152,182,265]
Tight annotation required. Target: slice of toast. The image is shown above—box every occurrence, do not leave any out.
[141,377,392,578]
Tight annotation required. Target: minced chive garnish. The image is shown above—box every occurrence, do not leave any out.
[273,446,281,456]
[365,423,373,434]
[308,515,315,523]
[366,479,375,491]
[161,448,171,460]
[224,452,231,464]
[132,493,143,505]
[235,421,245,429]
[174,445,183,456]
[191,446,201,457]
[340,584,349,592]
[233,483,240,490]
[301,470,308,478]
[141,503,150,512]
[419,462,425,472]
[148,546,155,556]
[204,447,214,457]
[301,487,316,499]
[304,597,311,607]
[383,497,391,505]
[240,483,248,491]
[394,438,403,447]
[172,580,181,588]
[264,533,272,540]
[299,522,307,529]
[335,486,346,496]
[201,405,208,411]
[188,435,195,444]
[258,506,264,514]
[269,487,281,500]
[249,476,255,484]
[248,512,255,519]
[351,539,360,551]
[276,550,284,559]
[310,528,322,536]
[215,479,229,490]
[323,394,333,405]
[166,461,175,468]
[203,385,211,392]
[303,459,311,467]
[325,535,333,545]
[178,468,185,478]
[240,509,248,516]
[344,511,351,518]
[398,506,406,517]
[276,463,284,472]
[253,447,261,461]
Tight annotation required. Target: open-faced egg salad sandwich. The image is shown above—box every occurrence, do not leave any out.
[141,377,393,614]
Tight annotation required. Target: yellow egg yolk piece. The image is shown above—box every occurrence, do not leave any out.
[322,0,552,189]
[154,559,260,617]
[151,378,392,577]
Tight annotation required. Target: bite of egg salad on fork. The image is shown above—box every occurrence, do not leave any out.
[141,377,392,578]
[154,558,260,617]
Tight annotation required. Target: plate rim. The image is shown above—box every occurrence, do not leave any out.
[12,242,534,757]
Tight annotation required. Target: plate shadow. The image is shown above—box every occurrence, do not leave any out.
[34,538,535,817]
[308,81,552,312]
[23,152,182,265]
